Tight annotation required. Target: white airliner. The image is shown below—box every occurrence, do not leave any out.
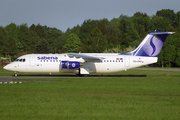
[4,31,174,76]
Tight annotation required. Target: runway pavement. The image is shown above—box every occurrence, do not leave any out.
[0,75,109,84]
[0,74,147,84]
[0,68,180,84]
[134,68,180,72]
[0,77,15,83]
[0,76,65,84]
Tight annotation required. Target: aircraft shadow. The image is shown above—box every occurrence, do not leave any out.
[88,75,147,77]
[15,74,147,77]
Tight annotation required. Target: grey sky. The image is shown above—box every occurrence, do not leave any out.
[0,0,179,31]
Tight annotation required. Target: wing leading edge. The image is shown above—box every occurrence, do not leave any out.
[67,53,105,62]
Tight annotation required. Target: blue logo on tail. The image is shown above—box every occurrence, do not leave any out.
[150,37,156,56]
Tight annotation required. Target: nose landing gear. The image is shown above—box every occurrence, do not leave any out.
[14,72,18,77]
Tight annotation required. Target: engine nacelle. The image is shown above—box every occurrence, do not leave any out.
[61,61,82,69]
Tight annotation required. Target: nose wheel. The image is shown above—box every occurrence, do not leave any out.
[14,73,18,77]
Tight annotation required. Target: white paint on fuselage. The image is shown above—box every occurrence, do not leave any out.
[4,53,157,74]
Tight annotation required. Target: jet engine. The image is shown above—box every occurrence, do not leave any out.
[61,61,82,69]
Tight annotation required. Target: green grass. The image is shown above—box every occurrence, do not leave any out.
[1,66,180,119]
[1,77,180,119]
[0,66,14,76]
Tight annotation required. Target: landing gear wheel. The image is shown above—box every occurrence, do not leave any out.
[83,74,88,77]
[14,73,18,77]
[76,68,81,76]
[76,68,88,77]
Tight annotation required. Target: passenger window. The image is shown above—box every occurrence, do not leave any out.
[104,60,106,62]
[107,60,108,62]
[23,59,26,62]
[19,59,23,62]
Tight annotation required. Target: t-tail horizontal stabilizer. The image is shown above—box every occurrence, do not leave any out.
[120,31,175,57]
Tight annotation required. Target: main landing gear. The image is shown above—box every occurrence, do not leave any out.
[76,68,88,77]
[76,73,88,77]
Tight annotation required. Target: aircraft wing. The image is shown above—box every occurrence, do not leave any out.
[67,53,104,62]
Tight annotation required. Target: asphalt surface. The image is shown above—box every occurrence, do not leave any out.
[0,76,60,84]
[0,68,180,84]
[0,74,146,84]
[134,68,180,72]
[0,76,15,83]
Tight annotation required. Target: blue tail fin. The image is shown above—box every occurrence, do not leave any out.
[126,31,175,57]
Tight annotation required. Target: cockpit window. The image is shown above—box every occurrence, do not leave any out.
[15,58,26,62]
[15,59,19,62]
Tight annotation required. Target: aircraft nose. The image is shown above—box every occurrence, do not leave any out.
[3,64,10,70]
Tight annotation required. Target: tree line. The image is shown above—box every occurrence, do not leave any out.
[0,9,180,67]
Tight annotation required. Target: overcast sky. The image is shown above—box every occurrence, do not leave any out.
[1,0,180,32]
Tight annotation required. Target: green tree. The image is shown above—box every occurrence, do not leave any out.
[172,34,180,67]
[175,11,180,29]
[105,23,121,48]
[86,27,108,53]
[29,24,41,53]
[163,44,176,67]
[5,23,20,54]
[35,24,47,39]
[0,27,7,56]
[0,24,20,56]
[79,19,100,45]
[151,16,172,31]
[46,28,63,53]
[68,25,81,37]
[57,33,67,53]
[5,23,19,42]
[156,9,176,27]
[175,47,180,67]
[63,33,81,53]
[157,49,164,67]
[133,12,148,17]
[118,18,140,48]
[18,24,32,53]
[35,38,50,53]
[132,12,153,35]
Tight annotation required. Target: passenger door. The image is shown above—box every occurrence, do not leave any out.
[30,56,35,67]
[124,56,130,67]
